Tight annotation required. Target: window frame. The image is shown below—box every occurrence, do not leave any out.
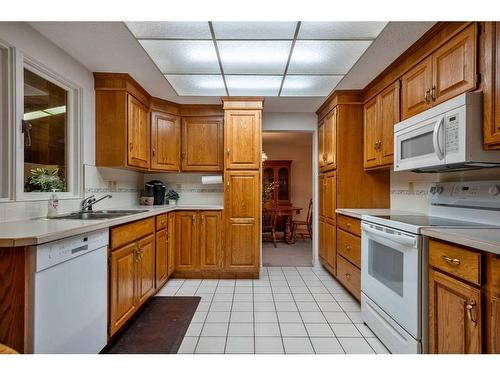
[15,54,83,201]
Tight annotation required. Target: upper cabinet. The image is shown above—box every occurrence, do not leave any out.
[319,108,337,172]
[150,111,180,172]
[127,95,150,169]
[401,24,477,120]
[363,81,400,170]
[224,109,261,170]
[182,116,223,172]
[483,22,500,149]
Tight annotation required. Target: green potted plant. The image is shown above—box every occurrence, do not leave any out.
[26,168,65,192]
[166,189,179,205]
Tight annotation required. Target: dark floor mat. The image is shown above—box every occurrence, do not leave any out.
[104,296,200,354]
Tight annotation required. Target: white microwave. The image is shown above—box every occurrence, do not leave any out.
[394,92,500,172]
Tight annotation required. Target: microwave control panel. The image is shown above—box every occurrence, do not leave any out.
[445,113,460,154]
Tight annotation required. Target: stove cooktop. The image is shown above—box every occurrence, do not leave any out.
[372,215,498,228]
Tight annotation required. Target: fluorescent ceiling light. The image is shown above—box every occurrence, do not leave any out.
[218,41,291,74]
[126,22,211,39]
[212,22,297,39]
[281,75,343,96]
[165,75,226,96]
[139,40,220,74]
[298,21,388,40]
[288,40,372,74]
[24,105,66,121]
[225,75,282,96]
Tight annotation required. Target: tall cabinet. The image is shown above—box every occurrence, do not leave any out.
[317,92,390,282]
[223,98,263,277]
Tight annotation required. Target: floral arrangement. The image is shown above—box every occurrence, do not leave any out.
[26,168,65,192]
[166,189,180,201]
[263,181,279,203]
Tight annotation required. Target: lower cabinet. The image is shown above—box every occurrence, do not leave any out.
[319,217,336,274]
[155,228,168,288]
[167,212,176,278]
[200,211,223,270]
[136,235,156,306]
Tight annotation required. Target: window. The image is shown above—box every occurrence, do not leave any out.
[0,45,10,199]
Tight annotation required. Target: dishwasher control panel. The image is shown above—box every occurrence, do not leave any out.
[33,229,109,272]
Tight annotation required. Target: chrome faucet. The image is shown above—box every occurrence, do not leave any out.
[80,194,112,212]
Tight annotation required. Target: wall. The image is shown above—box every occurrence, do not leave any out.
[262,134,313,221]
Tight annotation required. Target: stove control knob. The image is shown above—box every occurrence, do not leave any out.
[435,186,444,195]
[430,186,437,195]
[488,185,500,196]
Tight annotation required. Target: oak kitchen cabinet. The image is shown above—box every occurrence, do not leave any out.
[319,217,336,274]
[319,170,336,221]
[363,81,400,170]
[167,212,176,278]
[483,22,500,149]
[181,116,223,171]
[127,95,150,169]
[150,111,181,171]
[224,109,261,170]
[318,107,337,172]
[401,23,477,120]
[155,214,169,288]
[109,217,156,336]
[174,210,223,274]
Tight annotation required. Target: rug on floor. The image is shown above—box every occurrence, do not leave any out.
[104,296,200,354]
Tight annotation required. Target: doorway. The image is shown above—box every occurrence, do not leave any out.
[261,131,313,267]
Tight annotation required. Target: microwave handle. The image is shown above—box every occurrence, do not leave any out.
[361,223,417,248]
[433,116,445,160]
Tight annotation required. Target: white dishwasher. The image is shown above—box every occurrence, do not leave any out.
[31,229,108,354]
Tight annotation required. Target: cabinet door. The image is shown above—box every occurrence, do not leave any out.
[363,96,380,169]
[432,24,476,106]
[224,170,260,272]
[319,218,326,261]
[319,174,326,218]
[484,22,500,148]
[318,120,325,169]
[323,108,337,171]
[224,110,261,170]
[182,117,223,171]
[494,22,500,146]
[428,269,482,353]
[136,234,156,306]
[155,228,168,288]
[200,211,222,270]
[109,242,137,336]
[401,56,433,120]
[175,211,199,271]
[325,219,336,272]
[151,111,180,171]
[488,295,500,353]
[167,212,176,277]
[127,95,150,169]
[324,171,336,221]
[379,82,400,166]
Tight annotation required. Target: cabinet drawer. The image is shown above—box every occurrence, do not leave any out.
[336,255,361,301]
[429,239,481,285]
[337,215,361,237]
[156,213,168,230]
[337,229,361,268]
[111,217,155,249]
[485,253,500,294]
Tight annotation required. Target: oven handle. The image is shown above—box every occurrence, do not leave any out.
[361,223,417,248]
[433,116,445,160]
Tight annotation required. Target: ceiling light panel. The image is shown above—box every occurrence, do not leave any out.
[218,41,292,74]
[298,22,388,39]
[212,22,297,39]
[165,75,226,96]
[281,75,343,96]
[125,21,211,39]
[288,40,372,74]
[225,75,282,96]
[139,40,220,74]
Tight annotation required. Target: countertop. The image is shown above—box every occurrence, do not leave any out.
[335,208,401,220]
[421,227,500,256]
[0,204,223,247]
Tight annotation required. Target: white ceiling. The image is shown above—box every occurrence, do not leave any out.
[29,21,436,112]
[125,21,387,97]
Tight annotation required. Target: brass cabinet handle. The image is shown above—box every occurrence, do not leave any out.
[201,215,205,225]
[322,154,327,161]
[442,255,461,265]
[346,223,351,228]
[226,148,230,156]
[129,142,133,151]
[345,273,351,280]
[192,215,196,225]
[431,85,436,101]
[152,148,156,157]
[134,248,140,263]
[424,89,431,104]
[346,244,352,251]
[466,300,478,327]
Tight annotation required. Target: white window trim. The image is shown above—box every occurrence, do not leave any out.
[14,53,83,201]
[0,39,15,202]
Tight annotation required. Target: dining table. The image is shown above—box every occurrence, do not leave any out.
[274,206,303,244]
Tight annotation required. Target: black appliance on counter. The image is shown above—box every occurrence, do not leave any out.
[145,180,166,205]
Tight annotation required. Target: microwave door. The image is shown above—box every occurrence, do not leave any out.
[394,115,446,171]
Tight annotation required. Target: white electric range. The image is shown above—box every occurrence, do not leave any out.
[360,180,500,354]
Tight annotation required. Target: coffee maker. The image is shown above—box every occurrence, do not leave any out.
[145,180,166,205]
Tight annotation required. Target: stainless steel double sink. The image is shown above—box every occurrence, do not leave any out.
[49,209,148,220]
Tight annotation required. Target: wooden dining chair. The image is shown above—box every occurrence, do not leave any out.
[262,206,278,248]
[291,198,312,242]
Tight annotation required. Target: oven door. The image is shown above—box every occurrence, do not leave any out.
[361,222,421,338]
[394,114,445,171]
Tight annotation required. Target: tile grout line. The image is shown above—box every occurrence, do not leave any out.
[193,278,220,354]
[223,279,237,354]
[266,267,286,354]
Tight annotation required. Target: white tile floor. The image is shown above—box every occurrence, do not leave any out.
[156,266,390,354]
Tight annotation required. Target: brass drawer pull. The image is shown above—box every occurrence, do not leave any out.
[345,273,351,280]
[442,255,461,265]
[345,244,352,251]
[466,300,477,327]
[424,89,431,104]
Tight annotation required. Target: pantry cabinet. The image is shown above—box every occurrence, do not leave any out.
[319,108,337,172]
[319,218,336,274]
[401,24,477,120]
[181,117,223,171]
[150,111,180,171]
[224,109,261,170]
[319,171,336,221]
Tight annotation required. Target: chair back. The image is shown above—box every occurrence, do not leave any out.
[306,198,313,226]
[262,207,278,230]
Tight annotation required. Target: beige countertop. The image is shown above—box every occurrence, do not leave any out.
[422,227,500,256]
[0,204,223,247]
[335,208,408,220]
